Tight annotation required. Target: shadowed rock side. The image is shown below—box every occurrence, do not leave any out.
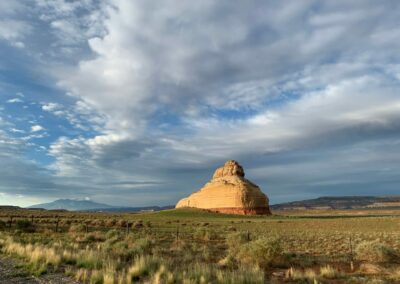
[176,160,271,215]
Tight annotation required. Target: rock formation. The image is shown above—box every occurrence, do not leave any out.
[176,160,271,215]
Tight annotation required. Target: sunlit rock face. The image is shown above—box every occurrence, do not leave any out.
[176,160,271,215]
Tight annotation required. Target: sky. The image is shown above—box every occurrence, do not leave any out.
[1,0,400,207]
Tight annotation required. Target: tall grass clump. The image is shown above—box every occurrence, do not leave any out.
[3,238,61,275]
[355,240,398,263]
[285,267,318,283]
[76,250,103,270]
[126,255,163,283]
[216,265,264,284]
[320,265,342,279]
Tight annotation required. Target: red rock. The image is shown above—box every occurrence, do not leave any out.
[176,160,271,215]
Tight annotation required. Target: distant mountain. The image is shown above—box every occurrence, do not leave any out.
[27,199,174,212]
[271,196,400,210]
[28,199,114,211]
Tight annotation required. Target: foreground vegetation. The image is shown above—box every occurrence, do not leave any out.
[0,208,400,283]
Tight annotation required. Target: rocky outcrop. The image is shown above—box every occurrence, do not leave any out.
[176,160,271,215]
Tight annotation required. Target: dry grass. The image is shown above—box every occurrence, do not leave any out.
[0,208,400,283]
[319,265,341,279]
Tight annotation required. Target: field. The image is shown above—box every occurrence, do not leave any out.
[0,208,400,283]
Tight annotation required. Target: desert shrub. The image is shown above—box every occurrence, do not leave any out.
[0,220,6,230]
[225,231,249,255]
[237,237,284,267]
[106,219,117,227]
[84,231,106,242]
[106,229,120,239]
[118,220,127,228]
[127,255,162,282]
[355,240,398,263]
[15,220,35,233]
[69,224,87,233]
[90,270,103,284]
[193,228,218,241]
[133,221,143,229]
[134,237,152,254]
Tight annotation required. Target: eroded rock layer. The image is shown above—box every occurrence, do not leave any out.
[176,160,271,215]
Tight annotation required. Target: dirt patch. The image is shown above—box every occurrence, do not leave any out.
[0,255,80,284]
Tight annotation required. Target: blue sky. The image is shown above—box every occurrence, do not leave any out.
[1,0,400,207]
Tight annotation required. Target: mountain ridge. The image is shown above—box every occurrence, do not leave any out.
[28,199,114,211]
[271,195,400,210]
[27,199,174,212]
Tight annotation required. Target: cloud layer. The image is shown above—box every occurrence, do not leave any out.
[1,0,400,206]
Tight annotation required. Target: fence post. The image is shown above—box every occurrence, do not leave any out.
[176,225,179,241]
[55,218,60,233]
[349,236,354,271]
[247,230,250,241]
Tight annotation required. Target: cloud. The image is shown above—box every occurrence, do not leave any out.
[1,1,400,206]
[0,1,30,46]
[0,20,29,41]
[6,98,23,103]
[58,1,400,132]
[9,128,25,134]
[30,125,45,132]
[42,102,62,112]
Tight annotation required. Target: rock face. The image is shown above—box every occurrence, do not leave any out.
[176,160,271,215]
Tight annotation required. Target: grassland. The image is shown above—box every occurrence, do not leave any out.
[0,207,400,283]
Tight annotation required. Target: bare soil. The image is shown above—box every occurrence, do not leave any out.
[0,255,79,284]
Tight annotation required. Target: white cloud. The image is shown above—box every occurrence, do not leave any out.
[9,128,25,134]
[42,102,62,112]
[30,125,45,132]
[6,98,23,103]
[0,0,31,45]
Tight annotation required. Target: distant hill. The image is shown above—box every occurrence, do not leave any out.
[85,205,174,213]
[271,196,400,210]
[28,199,114,211]
[27,199,174,212]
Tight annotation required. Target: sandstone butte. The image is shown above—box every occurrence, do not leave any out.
[176,160,271,215]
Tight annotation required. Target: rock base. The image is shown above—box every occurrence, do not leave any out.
[207,207,271,215]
